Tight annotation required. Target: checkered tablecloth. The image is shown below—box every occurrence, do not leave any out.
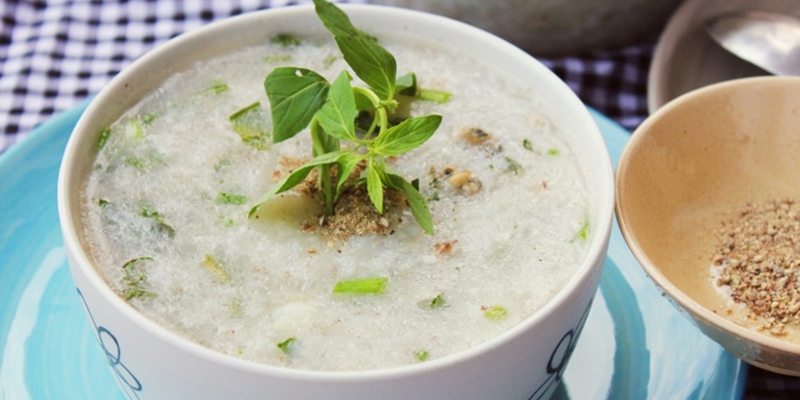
[1,1,798,398]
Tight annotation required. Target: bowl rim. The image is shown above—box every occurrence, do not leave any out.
[57,3,615,380]
[618,75,800,356]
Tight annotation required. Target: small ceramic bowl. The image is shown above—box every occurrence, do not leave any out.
[616,76,800,375]
[57,3,614,400]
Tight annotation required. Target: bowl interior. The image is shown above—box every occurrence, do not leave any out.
[616,76,800,368]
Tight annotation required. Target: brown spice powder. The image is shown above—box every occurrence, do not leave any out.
[313,185,405,241]
[713,198,800,336]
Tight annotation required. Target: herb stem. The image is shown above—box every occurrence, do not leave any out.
[376,107,389,137]
[352,86,388,140]
[310,119,336,215]
[321,163,334,215]
[352,86,382,108]
[364,115,379,140]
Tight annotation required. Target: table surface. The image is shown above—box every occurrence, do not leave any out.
[0,1,798,399]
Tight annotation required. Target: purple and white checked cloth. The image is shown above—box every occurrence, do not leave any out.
[1,1,799,398]
[0,0,652,152]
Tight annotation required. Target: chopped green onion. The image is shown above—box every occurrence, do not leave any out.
[218,215,235,227]
[125,156,149,170]
[548,148,560,156]
[271,33,301,47]
[123,286,157,301]
[323,55,337,68]
[418,88,451,103]
[505,157,523,175]
[484,305,508,320]
[203,254,231,283]
[141,113,158,125]
[332,277,388,294]
[139,203,161,220]
[98,127,112,149]
[277,337,296,354]
[217,192,247,205]
[429,293,446,309]
[214,158,232,172]
[263,55,292,63]
[576,220,590,241]
[126,118,145,139]
[414,349,429,362]
[229,102,271,150]
[137,203,175,238]
[122,256,153,275]
[227,299,244,318]
[121,257,156,301]
[198,80,229,96]
[98,198,111,207]
[523,139,534,152]
[426,174,441,202]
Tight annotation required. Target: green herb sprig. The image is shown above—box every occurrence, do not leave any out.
[249,0,443,235]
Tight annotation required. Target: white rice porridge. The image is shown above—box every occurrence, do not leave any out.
[82,35,591,372]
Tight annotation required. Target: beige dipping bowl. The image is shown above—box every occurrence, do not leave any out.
[616,76,800,375]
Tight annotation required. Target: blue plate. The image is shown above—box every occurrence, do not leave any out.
[0,102,747,399]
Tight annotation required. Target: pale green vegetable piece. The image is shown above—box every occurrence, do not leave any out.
[484,305,508,320]
[203,254,231,283]
[332,277,388,294]
[277,337,296,354]
[229,102,271,150]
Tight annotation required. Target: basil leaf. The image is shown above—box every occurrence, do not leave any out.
[313,0,396,100]
[374,115,442,156]
[386,173,434,235]
[249,150,350,217]
[336,152,366,195]
[366,160,384,213]
[264,67,329,143]
[315,70,357,141]
[395,72,417,96]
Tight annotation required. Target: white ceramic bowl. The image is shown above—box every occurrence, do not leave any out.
[57,4,614,399]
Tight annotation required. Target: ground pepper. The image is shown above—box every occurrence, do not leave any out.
[713,198,800,336]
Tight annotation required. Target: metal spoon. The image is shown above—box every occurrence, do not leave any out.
[705,11,800,76]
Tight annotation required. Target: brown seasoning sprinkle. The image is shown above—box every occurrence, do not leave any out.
[713,198,800,336]
[433,240,457,256]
